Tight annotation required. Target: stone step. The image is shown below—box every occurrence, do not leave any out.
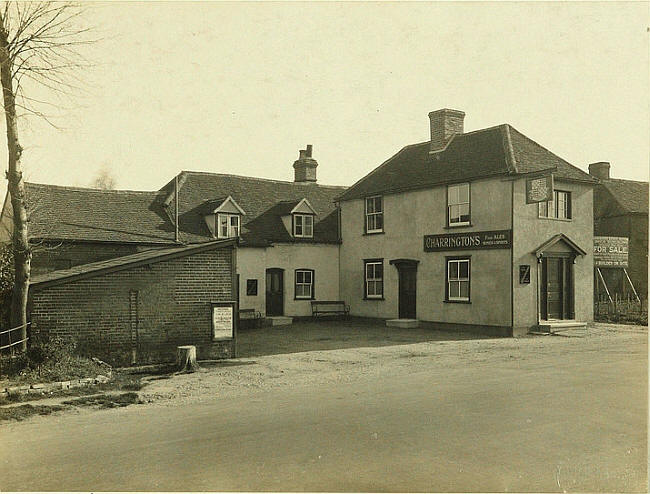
[386,318,419,329]
[268,316,293,326]
[535,320,587,334]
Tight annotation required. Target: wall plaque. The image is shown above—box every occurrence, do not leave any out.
[211,302,236,339]
[424,229,512,252]
[519,265,531,284]
[594,236,628,268]
[526,174,554,204]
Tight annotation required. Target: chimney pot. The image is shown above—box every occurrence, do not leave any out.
[588,161,610,180]
[429,108,465,152]
[293,144,318,183]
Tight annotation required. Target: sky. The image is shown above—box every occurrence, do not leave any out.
[0,1,648,198]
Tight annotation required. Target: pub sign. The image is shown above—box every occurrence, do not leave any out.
[424,229,512,252]
[593,236,628,268]
[525,174,554,204]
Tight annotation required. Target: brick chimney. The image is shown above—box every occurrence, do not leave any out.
[429,109,465,152]
[588,161,610,180]
[293,144,318,182]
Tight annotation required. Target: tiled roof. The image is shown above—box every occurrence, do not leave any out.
[31,239,236,289]
[11,173,345,247]
[159,171,345,246]
[594,178,649,219]
[20,183,175,244]
[338,124,596,201]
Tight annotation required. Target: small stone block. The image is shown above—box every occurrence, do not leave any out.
[30,383,45,389]
[59,381,71,389]
[28,388,44,395]
[95,375,110,384]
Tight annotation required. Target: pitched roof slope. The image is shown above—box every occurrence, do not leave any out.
[338,124,596,201]
[159,171,346,245]
[594,178,649,219]
[31,239,235,289]
[17,183,174,244]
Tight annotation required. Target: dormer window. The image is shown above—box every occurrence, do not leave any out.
[202,195,246,239]
[293,214,313,238]
[218,213,240,238]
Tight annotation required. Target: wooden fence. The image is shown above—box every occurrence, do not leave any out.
[0,322,30,355]
[594,294,648,323]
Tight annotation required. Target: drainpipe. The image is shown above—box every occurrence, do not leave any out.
[174,175,179,243]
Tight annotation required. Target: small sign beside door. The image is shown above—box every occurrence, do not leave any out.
[519,265,531,284]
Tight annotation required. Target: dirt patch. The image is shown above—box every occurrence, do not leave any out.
[62,392,141,408]
[139,322,647,407]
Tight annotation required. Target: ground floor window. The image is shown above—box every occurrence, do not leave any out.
[446,257,470,302]
[295,269,314,299]
[364,259,384,299]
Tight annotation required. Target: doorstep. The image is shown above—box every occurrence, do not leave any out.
[268,316,293,326]
[534,320,588,335]
[386,318,419,329]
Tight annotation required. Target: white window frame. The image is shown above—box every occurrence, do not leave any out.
[217,213,241,238]
[365,196,384,233]
[447,183,471,227]
[295,269,314,299]
[447,258,470,302]
[364,260,384,299]
[293,214,314,238]
[538,190,572,220]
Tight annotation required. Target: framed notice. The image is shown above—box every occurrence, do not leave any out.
[519,265,531,284]
[525,174,554,204]
[211,301,237,340]
[594,236,629,268]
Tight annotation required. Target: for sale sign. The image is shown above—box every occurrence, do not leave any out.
[593,236,628,267]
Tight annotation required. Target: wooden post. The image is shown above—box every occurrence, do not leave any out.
[176,345,199,373]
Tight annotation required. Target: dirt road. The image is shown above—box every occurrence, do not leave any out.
[0,323,646,491]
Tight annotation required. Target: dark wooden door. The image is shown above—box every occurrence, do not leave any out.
[265,269,284,316]
[545,258,563,319]
[398,266,417,319]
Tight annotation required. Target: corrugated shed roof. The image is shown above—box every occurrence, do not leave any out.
[338,124,596,201]
[31,239,236,289]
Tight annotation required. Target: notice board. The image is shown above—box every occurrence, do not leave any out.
[211,301,237,340]
[593,236,628,268]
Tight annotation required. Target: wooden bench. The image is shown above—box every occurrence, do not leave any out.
[239,308,263,328]
[311,301,350,319]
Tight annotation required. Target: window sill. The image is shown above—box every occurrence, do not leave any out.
[364,230,385,236]
[444,299,471,304]
[444,223,473,229]
[537,217,572,222]
[294,297,314,301]
[364,296,385,301]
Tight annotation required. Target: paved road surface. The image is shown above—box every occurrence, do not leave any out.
[1,341,646,492]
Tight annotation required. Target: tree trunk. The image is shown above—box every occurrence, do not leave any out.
[176,345,199,373]
[0,16,30,352]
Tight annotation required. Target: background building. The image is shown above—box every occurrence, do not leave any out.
[590,162,648,298]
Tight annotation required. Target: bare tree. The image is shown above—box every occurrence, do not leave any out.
[0,2,93,351]
[90,167,116,190]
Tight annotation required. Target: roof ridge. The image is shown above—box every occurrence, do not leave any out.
[603,177,649,185]
[25,182,159,195]
[179,170,347,189]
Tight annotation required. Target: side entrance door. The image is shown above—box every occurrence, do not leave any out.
[392,260,418,319]
[265,268,284,317]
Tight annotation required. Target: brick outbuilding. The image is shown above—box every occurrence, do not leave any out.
[29,239,237,366]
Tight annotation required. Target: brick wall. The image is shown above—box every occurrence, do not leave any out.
[30,247,235,366]
[31,241,170,277]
